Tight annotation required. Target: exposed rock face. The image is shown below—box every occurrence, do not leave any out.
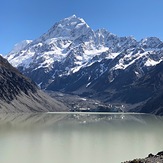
[123,151,163,163]
[131,61,163,115]
[0,55,68,112]
[0,55,36,101]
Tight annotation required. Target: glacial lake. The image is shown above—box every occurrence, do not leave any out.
[0,112,163,163]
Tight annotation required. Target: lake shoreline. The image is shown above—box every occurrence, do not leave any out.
[123,151,163,163]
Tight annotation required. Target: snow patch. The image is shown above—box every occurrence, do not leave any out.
[71,65,83,73]
[145,59,162,67]
[86,82,91,87]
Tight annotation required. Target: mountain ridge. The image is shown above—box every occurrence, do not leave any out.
[5,15,163,114]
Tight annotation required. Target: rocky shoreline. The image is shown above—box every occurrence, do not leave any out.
[123,151,163,163]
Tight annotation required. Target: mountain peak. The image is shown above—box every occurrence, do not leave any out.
[9,40,33,54]
[64,14,77,20]
[140,37,162,48]
[63,15,85,23]
[58,15,88,27]
[63,15,88,27]
[39,15,91,41]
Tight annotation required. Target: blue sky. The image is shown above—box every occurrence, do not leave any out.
[1,0,163,54]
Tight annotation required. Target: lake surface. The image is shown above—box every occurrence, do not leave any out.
[0,112,163,163]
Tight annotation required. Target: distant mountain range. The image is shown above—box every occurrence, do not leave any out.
[0,55,68,112]
[6,15,163,115]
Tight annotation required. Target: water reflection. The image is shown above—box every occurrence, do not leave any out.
[0,113,163,163]
[0,112,163,127]
[0,113,66,128]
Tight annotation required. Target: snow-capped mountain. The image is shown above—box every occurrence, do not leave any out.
[6,15,163,111]
[9,40,33,54]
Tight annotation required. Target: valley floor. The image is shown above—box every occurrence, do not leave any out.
[47,91,129,112]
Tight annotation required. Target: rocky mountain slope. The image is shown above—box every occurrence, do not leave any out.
[123,151,163,163]
[0,55,68,112]
[5,15,163,114]
[131,61,163,115]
